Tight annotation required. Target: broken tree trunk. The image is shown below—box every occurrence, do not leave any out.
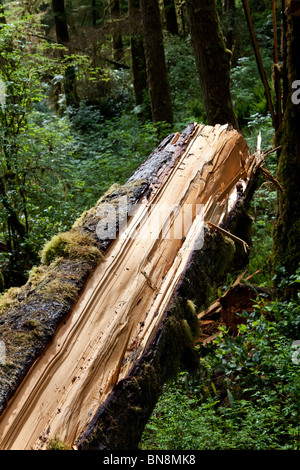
[0,123,264,450]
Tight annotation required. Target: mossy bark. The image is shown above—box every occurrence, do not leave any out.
[0,258,96,415]
[0,125,195,418]
[185,0,238,129]
[272,5,300,293]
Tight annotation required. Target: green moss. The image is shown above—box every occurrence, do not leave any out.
[0,272,5,293]
[73,179,147,232]
[41,231,103,265]
[27,261,80,305]
[47,437,71,450]
[21,319,41,330]
[187,299,196,315]
[213,235,236,278]
[0,287,22,315]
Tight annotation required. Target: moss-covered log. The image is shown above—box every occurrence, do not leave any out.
[0,125,195,417]
[0,123,265,450]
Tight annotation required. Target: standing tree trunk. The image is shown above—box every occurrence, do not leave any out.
[163,0,179,35]
[272,1,300,295]
[224,0,236,52]
[139,0,174,124]
[178,1,187,37]
[280,0,289,112]
[110,0,124,63]
[185,0,238,129]
[92,0,98,27]
[52,0,79,109]
[129,0,148,112]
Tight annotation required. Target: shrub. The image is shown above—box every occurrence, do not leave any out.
[141,284,300,450]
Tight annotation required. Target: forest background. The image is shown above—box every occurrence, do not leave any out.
[0,0,299,450]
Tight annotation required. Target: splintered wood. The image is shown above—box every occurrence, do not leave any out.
[0,124,254,450]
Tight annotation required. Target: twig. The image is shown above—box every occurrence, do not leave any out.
[258,166,284,192]
[206,221,249,253]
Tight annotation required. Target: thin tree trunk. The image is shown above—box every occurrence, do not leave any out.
[281,0,289,112]
[52,0,69,43]
[129,0,147,110]
[52,0,79,109]
[92,0,97,27]
[178,1,187,37]
[139,0,174,124]
[272,1,300,295]
[224,0,235,52]
[163,0,179,35]
[272,0,283,130]
[185,0,238,129]
[110,0,124,63]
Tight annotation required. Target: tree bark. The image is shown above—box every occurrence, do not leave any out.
[51,0,79,108]
[281,0,289,112]
[224,0,236,52]
[129,0,148,111]
[139,0,174,124]
[110,0,124,63]
[185,0,238,129]
[272,1,300,294]
[52,0,69,44]
[92,0,97,27]
[163,0,179,35]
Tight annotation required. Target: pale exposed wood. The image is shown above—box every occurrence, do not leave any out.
[0,124,262,450]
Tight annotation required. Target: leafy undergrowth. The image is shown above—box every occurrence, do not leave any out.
[140,274,300,450]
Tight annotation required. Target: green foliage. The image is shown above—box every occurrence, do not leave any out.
[247,180,277,287]
[0,17,69,284]
[47,437,70,450]
[68,107,167,209]
[231,55,274,140]
[41,231,102,265]
[141,289,300,450]
[164,34,205,126]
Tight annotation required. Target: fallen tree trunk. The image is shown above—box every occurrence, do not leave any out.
[0,123,265,450]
